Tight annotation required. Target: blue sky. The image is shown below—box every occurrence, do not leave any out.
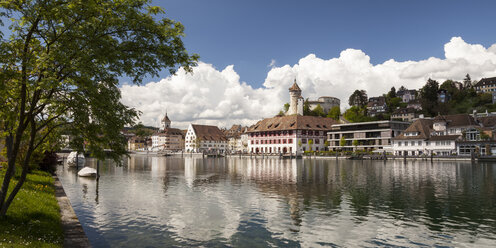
[152,0,496,88]
[3,1,496,127]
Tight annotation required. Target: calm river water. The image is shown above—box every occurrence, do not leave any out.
[56,156,496,247]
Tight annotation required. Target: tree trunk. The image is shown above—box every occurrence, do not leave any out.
[0,121,34,217]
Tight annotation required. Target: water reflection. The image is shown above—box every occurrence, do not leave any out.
[56,156,496,247]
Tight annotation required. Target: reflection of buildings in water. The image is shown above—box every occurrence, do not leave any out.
[184,157,197,188]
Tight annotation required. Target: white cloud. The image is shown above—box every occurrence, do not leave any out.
[120,37,496,129]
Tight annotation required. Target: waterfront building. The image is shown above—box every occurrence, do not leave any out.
[151,113,184,151]
[327,120,410,152]
[366,96,387,117]
[474,77,496,93]
[225,125,249,153]
[456,115,496,155]
[128,137,146,151]
[247,115,337,154]
[308,96,340,115]
[248,81,338,154]
[392,114,480,156]
[185,124,228,152]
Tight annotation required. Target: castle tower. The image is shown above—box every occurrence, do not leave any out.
[288,79,303,115]
[160,112,171,131]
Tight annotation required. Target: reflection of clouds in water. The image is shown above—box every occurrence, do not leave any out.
[57,157,496,247]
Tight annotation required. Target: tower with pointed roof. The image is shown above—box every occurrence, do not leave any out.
[160,112,171,131]
[288,79,304,116]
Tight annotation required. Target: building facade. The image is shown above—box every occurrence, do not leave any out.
[474,77,496,93]
[367,96,387,117]
[391,108,418,122]
[397,89,417,103]
[392,114,480,156]
[185,124,228,153]
[327,120,410,152]
[247,115,337,154]
[150,113,184,151]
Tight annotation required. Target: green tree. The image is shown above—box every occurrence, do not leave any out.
[387,87,396,98]
[303,98,312,115]
[283,103,290,113]
[420,78,439,117]
[352,139,358,151]
[311,104,326,117]
[463,74,472,88]
[134,123,153,138]
[308,139,313,151]
[327,106,340,120]
[343,106,374,123]
[324,140,330,151]
[339,136,346,151]
[348,90,368,108]
[194,137,202,151]
[0,0,198,217]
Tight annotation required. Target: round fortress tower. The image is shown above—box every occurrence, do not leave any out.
[288,79,303,115]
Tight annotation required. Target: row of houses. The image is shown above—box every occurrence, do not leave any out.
[128,80,496,156]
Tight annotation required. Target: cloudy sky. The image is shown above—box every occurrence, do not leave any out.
[119,0,496,129]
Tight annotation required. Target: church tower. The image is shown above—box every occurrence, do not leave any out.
[160,112,171,131]
[288,79,303,115]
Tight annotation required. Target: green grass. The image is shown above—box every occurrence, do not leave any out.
[0,169,63,247]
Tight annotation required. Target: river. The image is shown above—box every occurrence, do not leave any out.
[56,156,496,247]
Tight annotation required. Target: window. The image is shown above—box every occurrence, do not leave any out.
[289,139,293,144]
[418,141,421,146]
[411,141,415,146]
[405,142,408,146]
[398,142,402,146]
[302,139,307,144]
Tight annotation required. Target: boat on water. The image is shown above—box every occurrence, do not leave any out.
[67,151,85,167]
[78,167,97,177]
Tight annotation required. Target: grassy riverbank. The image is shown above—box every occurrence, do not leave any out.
[0,169,63,247]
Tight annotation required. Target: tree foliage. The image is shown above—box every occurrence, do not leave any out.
[0,0,198,217]
[303,98,311,115]
[327,106,340,120]
[311,104,326,117]
[420,78,439,116]
[348,90,368,108]
[283,103,290,113]
[463,74,472,88]
[343,106,375,123]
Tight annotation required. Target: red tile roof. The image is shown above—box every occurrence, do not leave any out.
[192,124,227,141]
[247,115,338,133]
[289,80,301,91]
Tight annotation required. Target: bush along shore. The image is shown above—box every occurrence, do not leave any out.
[0,169,63,247]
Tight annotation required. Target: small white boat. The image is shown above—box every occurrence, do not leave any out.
[77,167,97,177]
[67,151,85,167]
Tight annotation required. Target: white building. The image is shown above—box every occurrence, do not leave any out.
[247,115,337,154]
[185,124,228,153]
[151,113,184,151]
[392,114,479,156]
[287,80,304,116]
